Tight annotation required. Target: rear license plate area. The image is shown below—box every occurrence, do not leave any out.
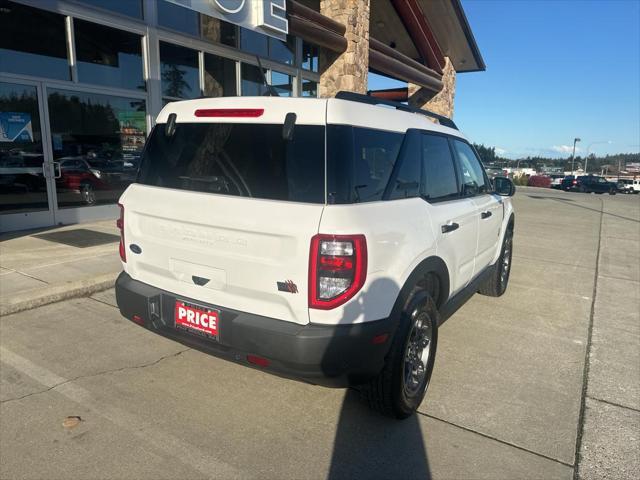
[174,300,219,340]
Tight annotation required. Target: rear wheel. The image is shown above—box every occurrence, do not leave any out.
[478,224,513,297]
[360,289,439,419]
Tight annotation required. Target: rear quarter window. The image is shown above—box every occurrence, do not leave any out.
[327,125,403,204]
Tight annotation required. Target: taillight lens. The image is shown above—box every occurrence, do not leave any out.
[309,234,367,309]
[117,203,126,262]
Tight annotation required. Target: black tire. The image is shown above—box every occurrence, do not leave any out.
[609,189,616,195]
[579,185,587,193]
[478,223,514,297]
[360,289,439,419]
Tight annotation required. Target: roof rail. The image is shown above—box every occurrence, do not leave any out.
[334,91,458,130]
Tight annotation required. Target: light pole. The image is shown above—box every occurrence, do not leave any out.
[585,141,612,175]
[571,137,581,175]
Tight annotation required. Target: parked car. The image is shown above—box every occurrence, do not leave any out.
[560,175,578,191]
[574,175,617,194]
[114,93,516,419]
[549,174,565,189]
[527,175,552,188]
[617,179,640,194]
[55,157,124,205]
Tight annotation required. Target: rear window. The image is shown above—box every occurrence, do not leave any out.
[138,123,325,203]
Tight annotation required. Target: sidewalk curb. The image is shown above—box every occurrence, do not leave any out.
[0,272,118,317]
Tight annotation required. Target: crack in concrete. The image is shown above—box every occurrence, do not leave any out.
[417,410,575,469]
[573,198,604,480]
[1,347,190,405]
[586,395,640,414]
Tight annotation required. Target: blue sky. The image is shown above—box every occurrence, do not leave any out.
[369,0,640,159]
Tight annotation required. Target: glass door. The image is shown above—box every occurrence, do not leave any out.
[0,80,56,232]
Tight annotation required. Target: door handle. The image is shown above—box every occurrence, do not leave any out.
[481,211,492,219]
[441,222,459,234]
[53,162,62,179]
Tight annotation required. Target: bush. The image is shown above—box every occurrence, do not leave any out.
[513,175,529,186]
[527,175,551,188]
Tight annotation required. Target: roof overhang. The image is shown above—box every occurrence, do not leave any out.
[417,0,485,72]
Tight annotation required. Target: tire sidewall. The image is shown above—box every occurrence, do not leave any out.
[390,291,439,418]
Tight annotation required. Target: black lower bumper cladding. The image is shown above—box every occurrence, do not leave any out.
[115,272,396,387]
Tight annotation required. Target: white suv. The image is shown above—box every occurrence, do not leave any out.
[115,92,516,419]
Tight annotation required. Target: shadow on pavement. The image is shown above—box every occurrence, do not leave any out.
[328,389,431,480]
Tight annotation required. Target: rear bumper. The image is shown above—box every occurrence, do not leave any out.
[115,272,396,387]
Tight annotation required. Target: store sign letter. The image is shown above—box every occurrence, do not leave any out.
[166,1,287,40]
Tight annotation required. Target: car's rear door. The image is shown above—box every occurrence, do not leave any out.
[421,133,478,294]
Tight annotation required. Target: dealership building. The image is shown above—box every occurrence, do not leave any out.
[0,0,484,232]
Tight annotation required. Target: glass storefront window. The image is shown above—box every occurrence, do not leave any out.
[47,89,146,208]
[0,82,48,214]
[240,28,268,58]
[0,2,69,80]
[271,71,293,97]
[75,20,145,91]
[302,41,319,72]
[75,0,143,19]
[158,0,199,37]
[160,42,200,100]
[204,54,237,97]
[269,36,295,65]
[241,64,268,97]
[201,16,237,48]
[302,79,318,97]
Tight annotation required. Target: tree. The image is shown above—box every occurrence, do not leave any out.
[162,64,191,98]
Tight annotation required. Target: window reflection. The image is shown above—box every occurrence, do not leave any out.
[75,19,145,91]
[269,36,295,65]
[47,89,146,208]
[302,41,319,72]
[204,54,237,97]
[0,82,48,214]
[240,28,268,57]
[271,71,293,97]
[0,2,69,80]
[76,0,143,19]
[158,0,199,36]
[201,15,237,47]
[160,42,200,100]
[302,79,318,97]
[241,64,268,96]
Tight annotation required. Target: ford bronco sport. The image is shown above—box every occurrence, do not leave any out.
[115,92,516,419]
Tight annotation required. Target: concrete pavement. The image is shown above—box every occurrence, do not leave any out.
[0,220,121,315]
[1,188,638,479]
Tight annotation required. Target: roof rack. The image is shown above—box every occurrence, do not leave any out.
[334,91,458,130]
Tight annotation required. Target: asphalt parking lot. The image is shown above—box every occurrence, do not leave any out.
[1,187,638,479]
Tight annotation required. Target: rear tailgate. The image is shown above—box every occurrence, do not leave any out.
[120,184,322,325]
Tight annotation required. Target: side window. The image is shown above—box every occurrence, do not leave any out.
[422,134,459,201]
[388,133,421,200]
[326,125,403,204]
[353,128,403,202]
[452,140,487,196]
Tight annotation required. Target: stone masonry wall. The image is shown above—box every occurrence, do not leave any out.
[319,0,370,97]
[408,56,456,119]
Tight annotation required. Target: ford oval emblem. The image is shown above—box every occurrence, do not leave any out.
[129,244,142,254]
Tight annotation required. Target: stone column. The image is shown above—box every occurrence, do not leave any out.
[318,0,370,97]
[408,57,456,119]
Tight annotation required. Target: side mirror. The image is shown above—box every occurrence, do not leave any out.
[494,176,516,196]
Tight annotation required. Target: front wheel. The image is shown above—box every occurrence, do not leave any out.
[478,224,513,297]
[80,183,96,205]
[360,290,439,419]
